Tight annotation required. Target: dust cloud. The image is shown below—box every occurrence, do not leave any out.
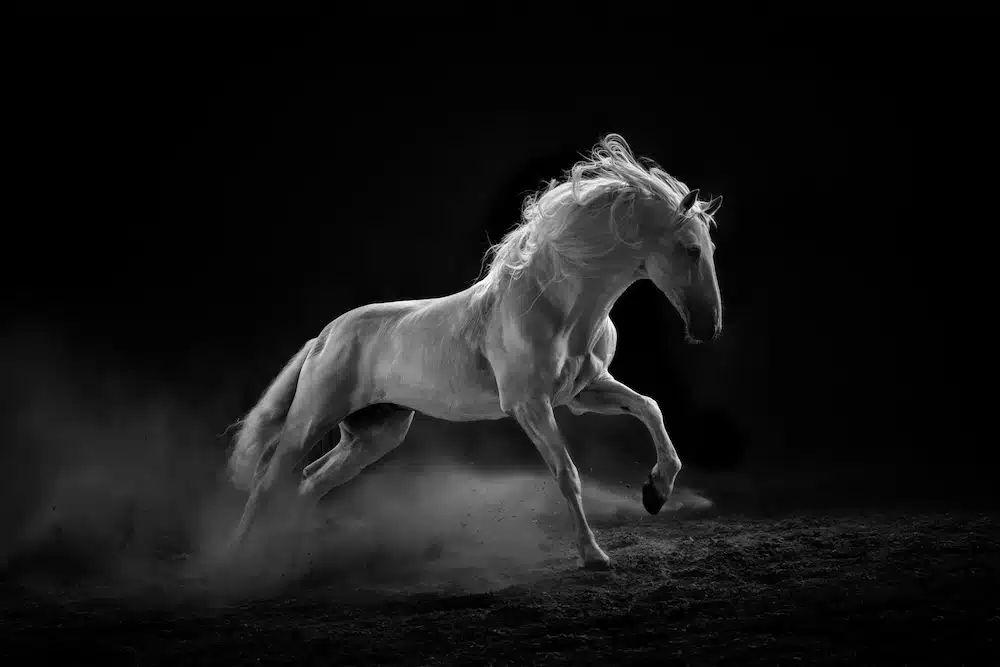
[0,329,711,605]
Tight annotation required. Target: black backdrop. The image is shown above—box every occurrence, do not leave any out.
[3,18,991,506]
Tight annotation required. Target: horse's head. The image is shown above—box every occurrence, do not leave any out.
[636,189,723,343]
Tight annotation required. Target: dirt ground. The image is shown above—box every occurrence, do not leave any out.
[3,468,998,666]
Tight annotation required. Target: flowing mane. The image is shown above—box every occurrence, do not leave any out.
[473,133,718,296]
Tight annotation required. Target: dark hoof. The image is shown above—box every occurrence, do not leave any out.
[582,558,612,571]
[581,554,613,570]
[642,474,667,515]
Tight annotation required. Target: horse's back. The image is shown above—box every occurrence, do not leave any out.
[307,297,438,362]
[304,289,504,421]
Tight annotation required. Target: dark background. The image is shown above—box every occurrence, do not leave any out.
[2,15,993,536]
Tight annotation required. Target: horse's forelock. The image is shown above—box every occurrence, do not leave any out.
[575,135,697,215]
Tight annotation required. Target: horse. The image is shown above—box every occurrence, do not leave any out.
[225,133,723,569]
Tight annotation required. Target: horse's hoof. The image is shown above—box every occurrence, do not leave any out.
[642,474,667,515]
[581,556,613,570]
[580,545,612,570]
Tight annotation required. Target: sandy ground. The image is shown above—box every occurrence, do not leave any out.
[2,465,998,666]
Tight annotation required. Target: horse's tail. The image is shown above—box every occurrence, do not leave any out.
[226,339,314,491]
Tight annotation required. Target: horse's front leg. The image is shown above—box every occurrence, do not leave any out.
[510,395,612,569]
[568,373,681,515]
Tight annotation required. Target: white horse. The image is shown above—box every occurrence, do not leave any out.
[226,134,722,569]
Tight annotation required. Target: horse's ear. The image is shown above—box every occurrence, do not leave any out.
[679,189,699,214]
[705,195,723,216]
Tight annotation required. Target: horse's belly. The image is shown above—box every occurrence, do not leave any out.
[382,383,505,421]
[377,352,506,422]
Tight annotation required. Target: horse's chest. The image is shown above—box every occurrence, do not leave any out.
[488,319,614,412]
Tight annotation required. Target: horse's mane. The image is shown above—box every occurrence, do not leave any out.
[473,133,717,296]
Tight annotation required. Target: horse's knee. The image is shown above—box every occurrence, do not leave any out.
[640,394,663,420]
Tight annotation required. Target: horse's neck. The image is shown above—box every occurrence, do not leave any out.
[510,259,638,352]
[565,269,637,347]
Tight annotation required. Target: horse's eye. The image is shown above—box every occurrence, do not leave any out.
[685,245,702,261]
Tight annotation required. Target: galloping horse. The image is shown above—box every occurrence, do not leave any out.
[227,134,723,569]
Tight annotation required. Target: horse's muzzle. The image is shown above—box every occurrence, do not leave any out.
[688,318,720,343]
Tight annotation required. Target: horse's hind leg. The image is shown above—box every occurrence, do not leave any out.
[299,403,414,502]
[229,408,341,549]
[230,370,362,549]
